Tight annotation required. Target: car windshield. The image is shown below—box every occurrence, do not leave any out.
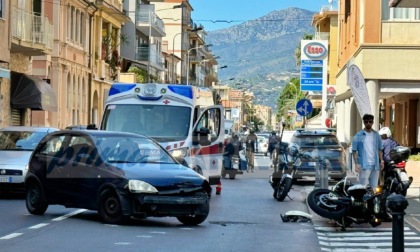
[292,135,339,147]
[96,136,177,165]
[0,131,47,151]
[101,104,192,142]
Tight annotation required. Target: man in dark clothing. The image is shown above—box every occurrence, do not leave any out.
[379,126,399,184]
[223,134,242,169]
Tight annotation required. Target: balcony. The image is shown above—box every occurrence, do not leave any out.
[95,0,128,23]
[136,45,164,71]
[10,7,53,56]
[314,32,330,41]
[136,5,166,37]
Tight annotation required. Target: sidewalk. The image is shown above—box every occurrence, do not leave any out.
[305,161,420,229]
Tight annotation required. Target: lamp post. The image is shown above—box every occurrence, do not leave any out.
[172,27,203,83]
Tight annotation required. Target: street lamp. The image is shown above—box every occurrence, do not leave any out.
[219,65,227,69]
[172,27,203,83]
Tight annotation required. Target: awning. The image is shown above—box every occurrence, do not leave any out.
[11,71,58,112]
[335,89,353,102]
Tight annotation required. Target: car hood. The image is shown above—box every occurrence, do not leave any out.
[0,151,32,167]
[113,163,206,188]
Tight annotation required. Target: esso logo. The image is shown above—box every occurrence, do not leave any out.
[303,42,327,59]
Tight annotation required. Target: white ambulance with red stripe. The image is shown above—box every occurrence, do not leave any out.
[99,83,225,185]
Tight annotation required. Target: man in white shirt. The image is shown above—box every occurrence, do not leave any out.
[351,114,384,188]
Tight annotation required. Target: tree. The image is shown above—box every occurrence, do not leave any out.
[276,78,305,129]
[294,34,313,67]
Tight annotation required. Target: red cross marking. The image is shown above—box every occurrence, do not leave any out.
[163,100,170,105]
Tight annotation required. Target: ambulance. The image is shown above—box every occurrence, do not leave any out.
[99,83,225,185]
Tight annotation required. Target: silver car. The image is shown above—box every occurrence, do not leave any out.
[0,126,59,194]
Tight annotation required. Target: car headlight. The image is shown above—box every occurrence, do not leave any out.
[128,180,158,194]
[170,147,188,158]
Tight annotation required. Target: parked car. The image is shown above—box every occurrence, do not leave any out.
[256,134,269,156]
[0,126,59,194]
[281,128,347,181]
[25,130,212,225]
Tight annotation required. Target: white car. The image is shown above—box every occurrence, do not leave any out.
[256,134,269,156]
[0,126,59,194]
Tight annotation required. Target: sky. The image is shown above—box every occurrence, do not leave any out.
[190,0,336,31]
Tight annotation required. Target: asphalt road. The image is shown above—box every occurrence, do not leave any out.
[0,154,322,252]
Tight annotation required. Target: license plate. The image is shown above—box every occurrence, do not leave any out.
[0,176,11,183]
[232,163,239,169]
[308,162,317,166]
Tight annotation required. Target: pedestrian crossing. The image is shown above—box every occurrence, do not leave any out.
[315,226,420,251]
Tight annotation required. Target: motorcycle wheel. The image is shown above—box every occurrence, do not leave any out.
[307,189,349,219]
[276,178,292,202]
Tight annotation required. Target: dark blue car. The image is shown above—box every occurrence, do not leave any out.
[25,130,211,225]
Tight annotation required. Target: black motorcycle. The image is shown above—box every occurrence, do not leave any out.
[307,177,386,229]
[383,146,413,196]
[269,143,304,201]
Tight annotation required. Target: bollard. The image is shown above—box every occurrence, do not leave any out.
[386,193,409,252]
[315,157,329,189]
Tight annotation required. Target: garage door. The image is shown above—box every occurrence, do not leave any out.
[11,109,22,126]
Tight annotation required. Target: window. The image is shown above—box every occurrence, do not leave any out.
[382,0,420,21]
[0,0,3,18]
[40,136,65,156]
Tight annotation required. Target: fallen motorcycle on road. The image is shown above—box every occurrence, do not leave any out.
[307,177,388,229]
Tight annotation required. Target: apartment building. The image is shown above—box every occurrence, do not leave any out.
[331,0,420,149]
[0,0,10,127]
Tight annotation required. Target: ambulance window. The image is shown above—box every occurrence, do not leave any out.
[194,108,221,143]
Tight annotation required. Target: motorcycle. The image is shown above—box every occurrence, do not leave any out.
[222,153,245,179]
[269,143,313,201]
[383,146,413,196]
[307,177,386,229]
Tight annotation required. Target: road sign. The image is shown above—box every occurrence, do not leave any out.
[296,99,313,117]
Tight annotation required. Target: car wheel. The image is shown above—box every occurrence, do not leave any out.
[176,201,209,225]
[26,181,48,215]
[98,189,127,224]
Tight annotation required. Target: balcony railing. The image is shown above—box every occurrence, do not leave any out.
[11,7,53,52]
[136,45,164,69]
[136,5,165,37]
[314,32,330,41]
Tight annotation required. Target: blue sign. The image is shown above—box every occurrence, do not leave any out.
[296,99,313,117]
[300,60,323,92]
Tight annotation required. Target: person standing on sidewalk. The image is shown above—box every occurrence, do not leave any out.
[352,114,384,188]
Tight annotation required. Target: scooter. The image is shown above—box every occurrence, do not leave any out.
[383,146,413,196]
[222,154,245,179]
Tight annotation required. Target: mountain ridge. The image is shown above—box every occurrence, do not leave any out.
[205,7,316,109]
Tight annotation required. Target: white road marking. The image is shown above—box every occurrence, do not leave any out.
[137,235,152,238]
[114,242,131,245]
[28,223,49,229]
[317,231,416,236]
[0,233,23,239]
[51,209,87,221]
[149,231,166,234]
[179,227,193,230]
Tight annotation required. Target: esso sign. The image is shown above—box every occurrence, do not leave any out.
[303,42,327,59]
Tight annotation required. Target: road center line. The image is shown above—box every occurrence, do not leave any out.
[0,233,23,240]
[52,209,87,221]
[29,223,49,229]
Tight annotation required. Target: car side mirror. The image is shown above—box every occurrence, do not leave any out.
[87,124,97,130]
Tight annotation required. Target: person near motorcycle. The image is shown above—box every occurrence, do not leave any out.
[378,126,399,184]
[351,114,384,188]
[246,130,258,172]
[223,134,243,170]
[268,131,280,167]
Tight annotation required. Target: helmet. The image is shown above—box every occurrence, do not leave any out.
[379,127,391,138]
[272,131,276,135]
[287,143,300,157]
